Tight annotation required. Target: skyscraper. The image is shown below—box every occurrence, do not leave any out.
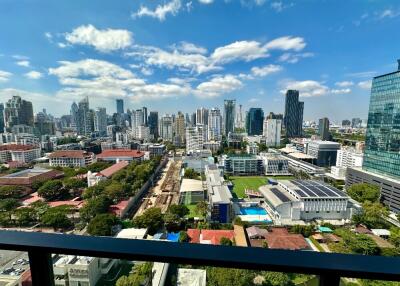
[70,102,79,130]
[131,109,144,129]
[190,112,196,127]
[208,107,222,141]
[263,118,282,147]
[0,103,4,133]
[318,117,330,140]
[284,90,304,138]
[363,61,400,178]
[94,107,107,136]
[4,95,34,131]
[142,107,148,126]
[160,115,173,141]
[246,108,264,136]
[116,99,124,114]
[224,99,236,135]
[196,108,209,126]
[148,111,159,139]
[186,125,204,152]
[76,97,93,136]
[174,112,186,146]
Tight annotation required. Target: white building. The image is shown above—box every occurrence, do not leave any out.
[207,107,222,141]
[259,180,359,225]
[336,148,363,168]
[115,132,128,145]
[49,150,95,167]
[131,109,144,129]
[186,125,204,152]
[177,268,207,286]
[136,126,150,141]
[203,141,221,153]
[246,142,259,155]
[94,107,107,135]
[263,118,282,147]
[0,144,41,163]
[160,115,173,142]
[260,153,290,176]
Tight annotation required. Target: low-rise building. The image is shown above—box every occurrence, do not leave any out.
[205,164,233,223]
[307,140,340,167]
[260,153,290,176]
[0,144,41,163]
[87,160,129,187]
[179,179,205,205]
[96,150,145,162]
[187,229,235,245]
[246,142,259,155]
[49,150,95,167]
[177,268,207,286]
[0,167,63,187]
[259,179,358,225]
[138,143,166,157]
[203,141,221,153]
[221,154,264,175]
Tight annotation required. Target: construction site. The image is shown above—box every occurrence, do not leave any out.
[134,159,182,216]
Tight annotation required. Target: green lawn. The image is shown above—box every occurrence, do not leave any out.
[185,204,203,219]
[230,176,268,199]
[267,175,294,180]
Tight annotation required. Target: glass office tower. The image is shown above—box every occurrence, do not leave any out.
[363,61,400,178]
[246,108,264,135]
[224,99,236,135]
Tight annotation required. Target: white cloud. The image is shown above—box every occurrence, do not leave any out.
[270,1,293,12]
[211,40,269,64]
[358,80,372,90]
[251,64,282,77]
[49,59,192,102]
[172,41,207,54]
[346,71,376,78]
[0,70,12,83]
[198,0,213,4]
[195,75,243,98]
[331,88,351,94]
[132,0,182,21]
[24,71,43,79]
[240,0,266,7]
[265,36,306,51]
[281,80,329,97]
[140,66,153,76]
[44,32,53,40]
[58,42,68,48]
[248,97,260,103]
[378,9,400,19]
[335,81,354,87]
[65,24,133,52]
[12,55,29,60]
[278,52,313,63]
[16,60,30,67]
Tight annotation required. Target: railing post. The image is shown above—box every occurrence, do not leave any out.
[319,274,341,286]
[28,250,55,286]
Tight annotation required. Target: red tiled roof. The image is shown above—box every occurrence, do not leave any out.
[187,229,201,243]
[99,161,129,177]
[109,200,129,216]
[97,150,144,158]
[20,192,43,205]
[201,230,235,245]
[0,144,38,151]
[48,200,84,208]
[265,228,309,250]
[49,150,92,159]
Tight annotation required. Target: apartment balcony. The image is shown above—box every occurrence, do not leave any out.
[0,230,398,286]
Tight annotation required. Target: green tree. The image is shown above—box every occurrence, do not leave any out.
[104,182,125,202]
[262,241,269,248]
[13,207,37,226]
[179,231,190,243]
[168,204,189,218]
[82,184,105,199]
[195,201,208,218]
[290,225,314,237]
[0,185,24,199]
[164,212,182,232]
[396,213,400,222]
[220,237,233,246]
[352,201,390,229]
[207,267,255,286]
[87,213,118,236]
[0,198,21,212]
[183,168,200,179]
[347,183,380,203]
[389,227,400,248]
[79,195,111,222]
[41,205,73,230]
[132,207,163,235]
[262,272,293,286]
[38,180,67,201]
[63,178,86,192]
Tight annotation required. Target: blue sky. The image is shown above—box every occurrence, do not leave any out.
[1,0,400,122]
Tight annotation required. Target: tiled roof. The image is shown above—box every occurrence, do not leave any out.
[97,150,144,158]
[265,228,309,250]
[187,229,201,243]
[48,201,84,208]
[99,161,129,177]
[49,150,92,159]
[0,144,38,151]
[201,230,235,245]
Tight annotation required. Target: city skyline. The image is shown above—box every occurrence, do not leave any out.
[1,1,400,121]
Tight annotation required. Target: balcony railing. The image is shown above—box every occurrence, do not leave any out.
[0,230,399,286]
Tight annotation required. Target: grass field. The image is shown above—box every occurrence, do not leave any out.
[185,204,203,219]
[230,176,268,198]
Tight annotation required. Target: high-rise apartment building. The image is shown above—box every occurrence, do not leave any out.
[196,108,209,126]
[76,97,93,136]
[160,115,173,141]
[0,103,4,133]
[175,112,186,145]
[142,107,148,126]
[263,118,282,147]
[190,112,196,127]
[70,102,79,130]
[235,104,244,129]
[94,107,107,136]
[4,96,34,131]
[224,99,236,135]
[116,99,124,114]
[318,117,330,140]
[363,61,400,178]
[208,107,222,141]
[284,90,303,138]
[246,108,264,135]
[148,111,159,139]
[186,125,204,152]
[131,109,144,129]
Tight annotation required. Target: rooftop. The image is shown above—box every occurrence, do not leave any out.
[177,268,207,286]
[98,160,129,178]
[0,144,39,151]
[265,228,309,250]
[97,150,144,158]
[49,150,92,159]
[180,179,204,193]
[116,228,148,240]
[283,180,348,199]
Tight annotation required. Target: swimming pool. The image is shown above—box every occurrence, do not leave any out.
[240,207,267,215]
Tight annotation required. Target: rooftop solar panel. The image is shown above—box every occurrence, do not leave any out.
[270,188,291,202]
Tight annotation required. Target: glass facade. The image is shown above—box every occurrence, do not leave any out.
[363,69,400,178]
[284,90,304,138]
[223,99,236,135]
[246,108,264,135]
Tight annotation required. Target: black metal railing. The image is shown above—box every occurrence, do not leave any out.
[0,230,399,286]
